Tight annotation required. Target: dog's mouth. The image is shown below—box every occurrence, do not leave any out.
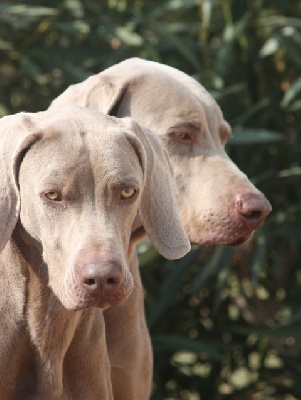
[190,228,255,248]
[67,293,127,311]
[65,277,134,311]
[62,268,135,311]
[227,231,254,247]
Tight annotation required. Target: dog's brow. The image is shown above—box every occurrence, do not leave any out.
[169,122,199,131]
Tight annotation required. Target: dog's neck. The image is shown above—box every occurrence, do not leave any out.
[3,228,111,398]
[4,229,80,397]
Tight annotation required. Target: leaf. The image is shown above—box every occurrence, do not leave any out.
[200,0,213,42]
[152,334,224,360]
[228,128,284,145]
[64,0,84,18]
[192,246,234,294]
[116,26,143,47]
[257,15,301,29]
[138,243,161,268]
[214,11,251,78]
[18,55,46,84]
[0,4,57,28]
[0,104,9,118]
[259,37,280,58]
[278,33,301,68]
[230,324,301,338]
[250,233,267,284]
[232,99,270,126]
[278,167,301,178]
[150,20,202,70]
[147,249,199,329]
[2,4,57,17]
[148,0,198,18]
[286,99,301,111]
[281,77,301,108]
[62,64,91,81]
[0,40,12,50]
[56,20,90,35]
[212,83,245,100]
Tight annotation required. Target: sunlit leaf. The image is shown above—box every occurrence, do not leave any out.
[278,167,301,177]
[152,335,224,360]
[148,0,198,18]
[259,37,280,57]
[281,77,301,108]
[116,26,143,46]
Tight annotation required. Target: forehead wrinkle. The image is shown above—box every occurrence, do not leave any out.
[75,130,97,204]
[30,139,92,196]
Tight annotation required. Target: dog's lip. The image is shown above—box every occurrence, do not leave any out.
[69,290,130,311]
[190,230,255,247]
[65,273,134,311]
[66,297,109,311]
[227,232,253,246]
[69,298,112,311]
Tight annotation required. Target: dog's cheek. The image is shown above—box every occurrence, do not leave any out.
[114,207,139,252]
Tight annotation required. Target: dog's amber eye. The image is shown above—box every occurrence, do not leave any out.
[44,190,61,201]
[178,133,190,140]
[170,131,196,145]
[121,187,136,199]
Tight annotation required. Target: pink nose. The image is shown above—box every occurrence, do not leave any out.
[78,260,123,298]
[235,192,272,229]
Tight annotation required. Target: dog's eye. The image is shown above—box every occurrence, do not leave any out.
[170,131,196,145]
[43,190,61,201]
[121,187,136,199]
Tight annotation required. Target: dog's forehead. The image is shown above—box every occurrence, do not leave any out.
[23,112,142,180]
[120,62,226,133]
[31,106,133,149]
[125,76,207,132]
[57,107,119,135]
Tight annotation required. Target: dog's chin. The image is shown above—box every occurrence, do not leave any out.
[190,230,255,248]
[62,291,132,311]
[226,231,254,247]
[65,300,111,312]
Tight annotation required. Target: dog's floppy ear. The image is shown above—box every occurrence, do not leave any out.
[120,118,191,260]
[49,74,129,117]
[0,113,42,252]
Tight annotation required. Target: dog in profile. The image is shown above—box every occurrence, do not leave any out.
[50,58,272,399]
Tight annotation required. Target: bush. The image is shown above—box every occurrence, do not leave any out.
[1,1,301,398]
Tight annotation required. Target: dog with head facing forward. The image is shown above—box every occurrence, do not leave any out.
[0,105,190,399]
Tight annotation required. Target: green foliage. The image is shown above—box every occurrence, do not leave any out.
[1,0,301,398]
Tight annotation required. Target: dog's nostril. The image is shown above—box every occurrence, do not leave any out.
[235,192,271,226]
[106,277,118,286]
[243,210,262,220]
[78,260,124,299]
[84,278,96,286]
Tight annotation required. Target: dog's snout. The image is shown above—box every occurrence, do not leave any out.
[80,262,122,293]
[235,192,272,228]
[78,259,124,304]
[81,265,122,292]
